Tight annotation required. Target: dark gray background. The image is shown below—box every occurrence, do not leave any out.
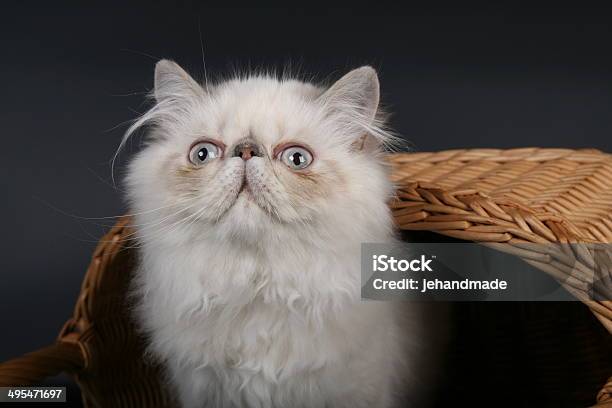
[1,4,611,406]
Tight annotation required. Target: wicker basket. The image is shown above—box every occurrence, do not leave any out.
[0,148,610,407]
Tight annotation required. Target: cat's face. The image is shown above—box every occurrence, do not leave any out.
[126,61,393,242]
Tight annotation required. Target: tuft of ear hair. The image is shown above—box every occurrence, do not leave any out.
[154,59,204,103]
[318,66,396,151]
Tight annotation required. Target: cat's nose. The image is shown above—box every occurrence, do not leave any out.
[233,141,263,161]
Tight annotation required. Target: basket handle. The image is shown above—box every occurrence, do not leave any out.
[0,341,84,386]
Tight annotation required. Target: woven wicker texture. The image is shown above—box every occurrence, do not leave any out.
[388,148,612,335]
[0,148,609,406]
[0,219,174,407]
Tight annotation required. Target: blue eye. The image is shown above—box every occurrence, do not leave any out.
[189,142,221,165]
[279,146,313,170]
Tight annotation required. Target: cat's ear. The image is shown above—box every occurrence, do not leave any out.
[319,66,379,127]
[154,59,203,103]
[318,66,384,151]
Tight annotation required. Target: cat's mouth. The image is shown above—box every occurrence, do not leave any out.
[237,179,254,201]
[229,171,276,217]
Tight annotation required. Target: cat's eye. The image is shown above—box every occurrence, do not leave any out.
[189,142,222,165]
[279,146,313,170]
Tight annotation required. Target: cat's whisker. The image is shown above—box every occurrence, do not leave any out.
[39,196,202,224]
[171,205,209,236]
[121,197,203,227]
[116,198,205,242]
[138,193,211,233]
[101,205,204,246]
[134,203,208,245]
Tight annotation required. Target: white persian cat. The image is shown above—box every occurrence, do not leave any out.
[125,60,426,408]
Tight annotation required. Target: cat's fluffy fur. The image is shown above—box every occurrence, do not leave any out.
[125,61,421,408]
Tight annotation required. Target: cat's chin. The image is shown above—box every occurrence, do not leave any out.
[227,190,267,217]
[213,192,275,240]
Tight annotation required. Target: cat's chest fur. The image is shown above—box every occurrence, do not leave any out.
[135,237,402,407]
[137,236,367,364]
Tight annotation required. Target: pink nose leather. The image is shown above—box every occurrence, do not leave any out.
[233,141,262,161]
[237,146,256,161]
